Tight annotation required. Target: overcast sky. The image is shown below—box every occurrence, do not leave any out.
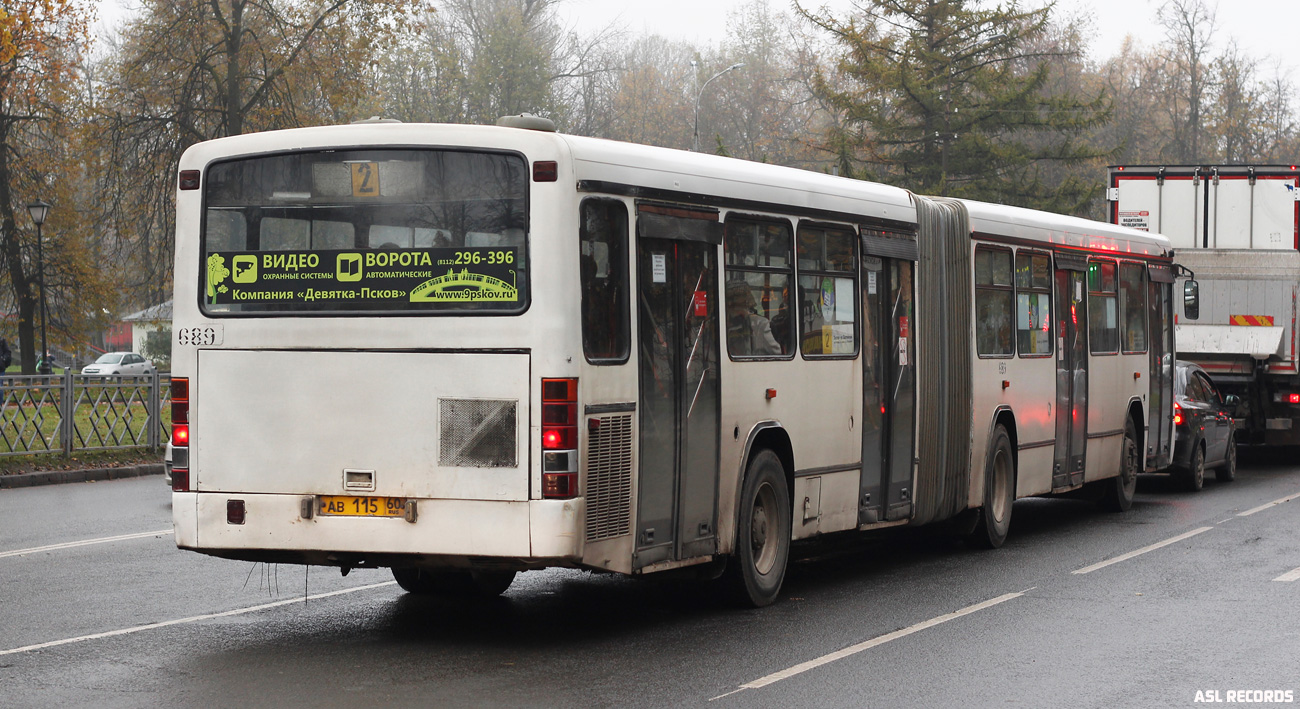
[95,0,1300,80]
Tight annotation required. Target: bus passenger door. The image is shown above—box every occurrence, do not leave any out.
[859,256,915,524]
[634,208,721,569]
[1054,263,1088,490]
[1146,269,1174,470]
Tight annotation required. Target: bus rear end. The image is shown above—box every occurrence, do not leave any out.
[169,126,582,593]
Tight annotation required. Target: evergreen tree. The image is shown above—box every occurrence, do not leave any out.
[801,0,1112,213]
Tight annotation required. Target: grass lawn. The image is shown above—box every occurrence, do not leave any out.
[0,447,164,476]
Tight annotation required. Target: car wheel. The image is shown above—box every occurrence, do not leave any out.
[1100,418,1139,512]
[725,449,791,607]
[1183,443,1205,492]
[968,425,1015,548]
[1215,434,1237,483]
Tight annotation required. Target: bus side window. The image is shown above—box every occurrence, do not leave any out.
[796,224,858,357]
[580,199,630,364]
[975,246,1014,356]
[1014,251,1052,357]
[1120,262,1147,353]
[724,218,794,358]
[1088,259,1119,354]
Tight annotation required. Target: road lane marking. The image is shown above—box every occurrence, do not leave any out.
[0,529,173,559]
[1273,567,1300,583]
[1238,491,1300,517]
[0,580,397,656]
[1072,527,1214,575]
[709,590,1029,701]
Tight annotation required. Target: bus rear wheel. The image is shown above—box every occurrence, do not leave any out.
[392,567,517,597]
[968,424,1014,549]
[725,449,791,607]
[1100,418,1139,512]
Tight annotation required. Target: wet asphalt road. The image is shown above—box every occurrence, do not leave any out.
[2,452,1298,708]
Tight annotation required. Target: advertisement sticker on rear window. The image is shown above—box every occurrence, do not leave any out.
[205,247,520,306]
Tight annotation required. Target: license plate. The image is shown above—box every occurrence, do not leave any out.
[318,495,407,517]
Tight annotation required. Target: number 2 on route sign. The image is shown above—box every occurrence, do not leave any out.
[351,162,379,197]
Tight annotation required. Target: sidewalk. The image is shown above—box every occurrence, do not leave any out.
[0,463,164,489]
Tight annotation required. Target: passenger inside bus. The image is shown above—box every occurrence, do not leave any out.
[726,282,782,356]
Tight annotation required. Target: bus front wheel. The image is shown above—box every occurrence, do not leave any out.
[968,425,1014,549]
[725,449,791,607]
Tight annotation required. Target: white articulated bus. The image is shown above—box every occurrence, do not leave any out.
[169,117,1178,606]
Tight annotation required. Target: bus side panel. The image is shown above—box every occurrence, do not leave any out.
[719,359,861,542]
[1013,357,1057,498]
[1084,353,1124,482]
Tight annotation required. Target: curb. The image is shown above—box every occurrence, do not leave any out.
[0,463,165,489]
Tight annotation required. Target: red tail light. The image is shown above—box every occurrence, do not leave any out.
[227,499,245,525]
[171,377,189,424]
[1173,402,1183,426]
[1289,393,1300,404]
[541,378,578,499]
[171,377,190,491]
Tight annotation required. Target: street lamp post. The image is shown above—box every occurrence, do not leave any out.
[692,62,744,153]
[26,200,52,374]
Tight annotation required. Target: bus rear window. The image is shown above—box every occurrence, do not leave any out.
[200,149,528,315]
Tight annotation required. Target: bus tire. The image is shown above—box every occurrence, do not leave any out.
[968,425,1014,549]
[1215,434,1237,483]
[392,567,516,597]
[1100,418,1139,512]
[725,449,791,607]
[1183,442,1205,492]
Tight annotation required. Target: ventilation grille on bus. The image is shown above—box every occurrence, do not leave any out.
[585,414,633,541]
[439,399,517,468]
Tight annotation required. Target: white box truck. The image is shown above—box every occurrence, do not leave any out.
[1108,164,1300,446]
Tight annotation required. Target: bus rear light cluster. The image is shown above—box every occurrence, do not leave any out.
[1173,402,1183,426]
[172,378,191,492]
[541,378,578,499]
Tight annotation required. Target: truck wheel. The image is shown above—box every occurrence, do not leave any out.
[1100,418,1139,512]
[725,449,791,607]
[1215,435,1237,483]
[967,425,1014,549]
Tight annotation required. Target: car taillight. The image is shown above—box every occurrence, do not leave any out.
[1173,402,1183,426]
[541,378,578,499]
[1290,393,1300,404]
[172,378,190,491]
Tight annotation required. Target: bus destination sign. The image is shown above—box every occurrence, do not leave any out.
[204,247,520,306]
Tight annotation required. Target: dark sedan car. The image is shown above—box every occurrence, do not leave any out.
[1172,361,1238,491]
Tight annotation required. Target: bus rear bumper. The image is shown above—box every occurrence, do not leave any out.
[172,492,583,565]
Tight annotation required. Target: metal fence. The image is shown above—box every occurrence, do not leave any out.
[0,372,171,456]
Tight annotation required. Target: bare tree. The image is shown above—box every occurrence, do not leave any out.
[1156,0,1217,161]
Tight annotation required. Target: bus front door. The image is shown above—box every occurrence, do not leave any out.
[634,214,721,569]
[1054,265,1089,490]
[859,256,916,524]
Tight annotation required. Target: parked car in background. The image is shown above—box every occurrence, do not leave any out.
[81,352,154,376]
[1171,361,1238,491]
[164,440,173,487]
